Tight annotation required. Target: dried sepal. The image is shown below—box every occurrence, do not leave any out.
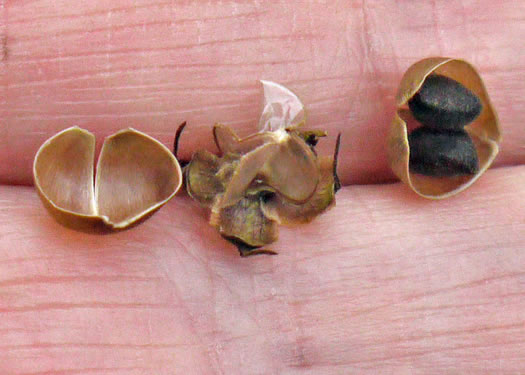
[212,125,320,208]
[213,124,274,155]
[185,150,223,207]
[260,155,336,225]
[218,142,281,209]
[258,133,320,203]
[210,193,279,250]
[34,127,182,231]
[387,57,501,199]
[261,134,340,225]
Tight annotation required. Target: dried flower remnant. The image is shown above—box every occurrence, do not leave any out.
[34,127,182,231]
[179,81,340,256]
[387,57,501,199]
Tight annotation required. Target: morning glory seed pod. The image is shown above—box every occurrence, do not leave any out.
[34,127,182,232]
[387,57,501,199]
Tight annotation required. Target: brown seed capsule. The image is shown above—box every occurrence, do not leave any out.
[34,127,182,231]
[180,81,340,256]
[387,57,501,199]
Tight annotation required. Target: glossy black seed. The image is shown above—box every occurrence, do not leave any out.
[408,74,482,130]
[408,127,479,177]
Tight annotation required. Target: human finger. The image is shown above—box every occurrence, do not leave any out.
[0,0,523,186]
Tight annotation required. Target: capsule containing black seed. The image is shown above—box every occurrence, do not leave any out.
[387,57,501,199]
[406,73,483,177]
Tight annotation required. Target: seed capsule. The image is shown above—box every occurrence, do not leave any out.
[387,57,501,199]
[408,128,479,177]
[34,127,182,231]
[408,74,482,130]
[180,81,340,256]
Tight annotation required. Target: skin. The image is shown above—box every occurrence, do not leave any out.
[0,1,524,374]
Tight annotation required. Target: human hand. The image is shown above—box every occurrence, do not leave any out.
[1,1,524,373]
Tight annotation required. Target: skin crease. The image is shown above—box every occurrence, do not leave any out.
[0,0,524,374]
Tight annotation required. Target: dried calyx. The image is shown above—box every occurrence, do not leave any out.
[179,81,341,256]
[387,57,501,199]
[34,127,182,231]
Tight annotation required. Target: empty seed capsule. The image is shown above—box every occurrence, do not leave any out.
[408,128,479,177]
[408,74,482,130]
[33,127,182,231]
[387,57,501,199]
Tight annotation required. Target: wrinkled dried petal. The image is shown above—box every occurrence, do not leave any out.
[408,127,479,177]
[408,74,482,130]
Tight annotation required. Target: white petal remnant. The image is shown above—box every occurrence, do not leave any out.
[258,80,306,132]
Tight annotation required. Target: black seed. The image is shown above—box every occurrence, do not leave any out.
[408,127,479,177]
[408,74,482,130]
